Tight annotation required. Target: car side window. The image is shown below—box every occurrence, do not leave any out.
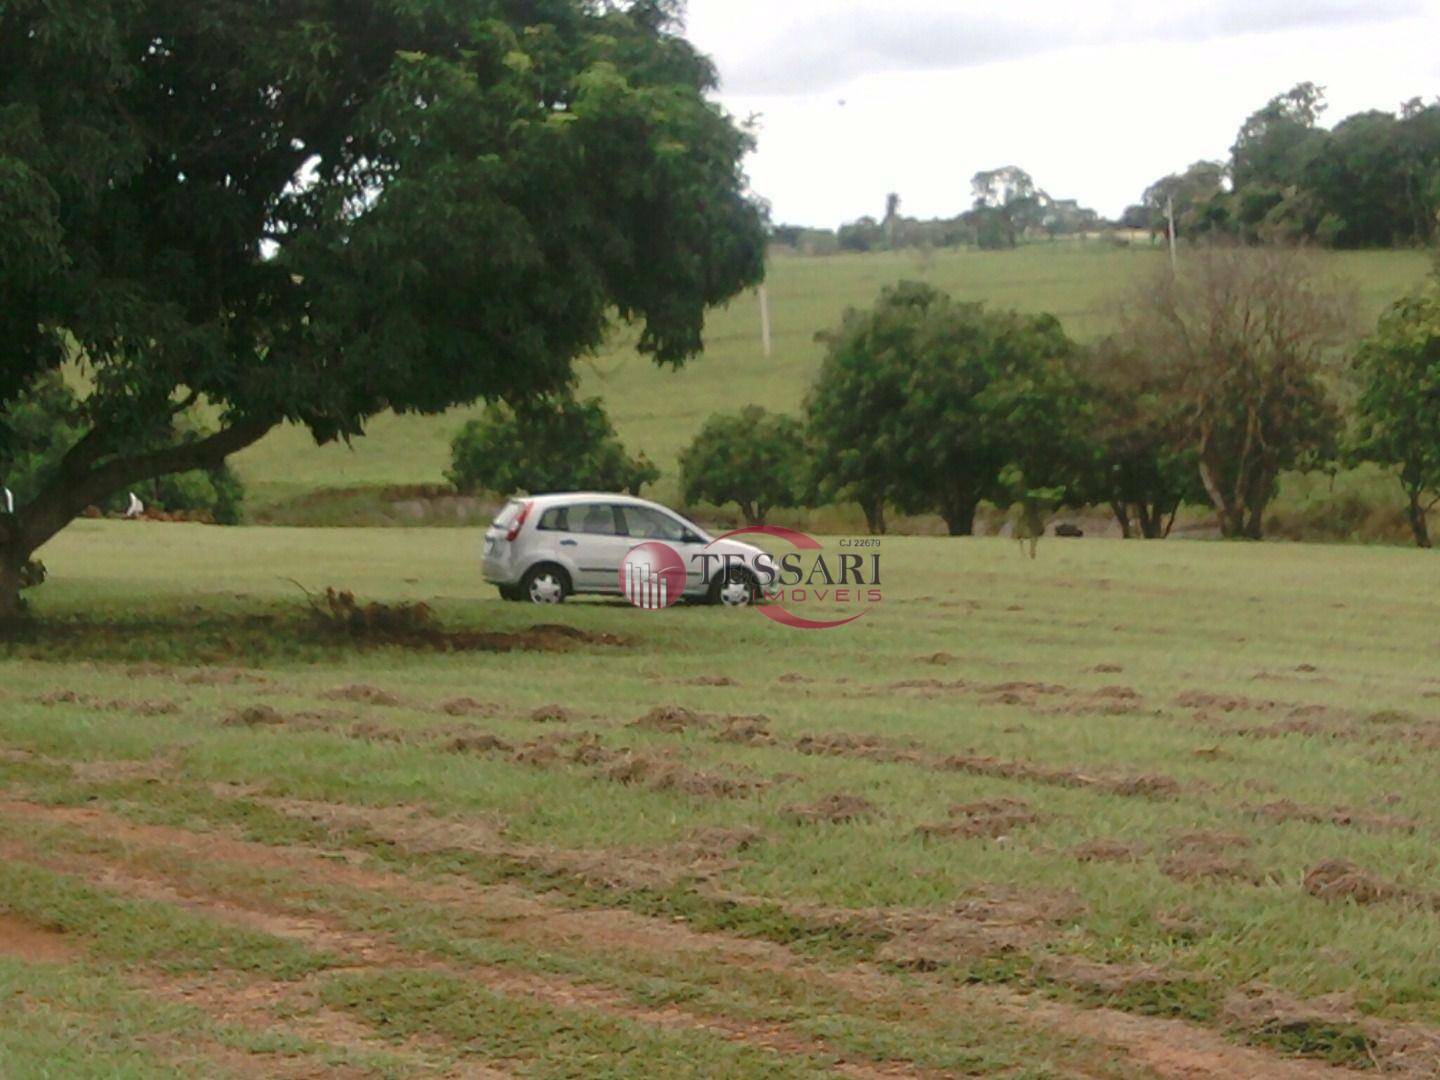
[619,506,687,542]
[574,503,621,536]
[537,506,570,532]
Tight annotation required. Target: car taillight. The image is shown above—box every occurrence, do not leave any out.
[505,501,532,541]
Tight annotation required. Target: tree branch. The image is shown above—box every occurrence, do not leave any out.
[14,418,275,556]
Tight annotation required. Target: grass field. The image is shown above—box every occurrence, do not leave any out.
[3,521,1439,1076]
[231,244,1435,514]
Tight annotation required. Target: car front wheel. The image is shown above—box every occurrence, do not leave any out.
[709,566,757,607]
[521,565,569,605]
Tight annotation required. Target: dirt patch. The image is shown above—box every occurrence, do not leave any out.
[876,888,1083,968]
[1161,852,1261,885]
[1251,800,1417,834]
[1161,833,1260,884]
[1040,957,1180,996]
[36,691,180,717]
[304,589,627,653]
[794,732,922,764]
[676,826,766,862]
[776,673,814,684]
[631,706,715,734]
[940,754,1181,800]
[180,668,271,686]
[435,697,500,717]
[529,703,575,724]
[919,652,957,665]
[684,675,738,687]
[1072,839,1144,863]
[1302,860,1404,905]
[916,798,1041,841]
[782,794,878,825]
[221,705,287,728]
[603,753,770,800]
[322,684,404,707]
[1175,690,1278,714]
[1088,664,1124,674]
[0,912,81,964]
[446,732,515,755]
[713,716,776,746]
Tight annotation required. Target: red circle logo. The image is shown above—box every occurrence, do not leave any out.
[619,543,686,610]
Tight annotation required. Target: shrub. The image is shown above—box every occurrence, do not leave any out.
[448,395,657,497]
[679,406,807,525]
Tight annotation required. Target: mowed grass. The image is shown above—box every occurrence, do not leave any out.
[2,521,1439,1074]
[232,245,1433,510]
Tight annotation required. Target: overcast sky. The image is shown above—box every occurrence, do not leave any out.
[681,0,1440,227]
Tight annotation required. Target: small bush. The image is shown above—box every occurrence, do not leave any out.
[449,395,657,497]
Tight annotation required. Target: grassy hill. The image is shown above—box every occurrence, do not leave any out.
[232,243,1433,514]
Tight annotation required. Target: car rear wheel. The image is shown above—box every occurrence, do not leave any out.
[521,565,569,605]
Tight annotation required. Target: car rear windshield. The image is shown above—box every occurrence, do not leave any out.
[492,500,524,528]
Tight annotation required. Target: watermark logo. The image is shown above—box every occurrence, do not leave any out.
[708,526,882,631]
[619,542,686,610]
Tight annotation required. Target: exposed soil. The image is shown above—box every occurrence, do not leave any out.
[940,754,1181,799]
[782,793,879,825]
[794,732,924,764]
[221,704,287,728]
[1071,839,1145,864]
[0,911,80,964]
[712,716,777,746]
[322,684,404,707]
[915,798,1041,841]
[603,753,770,800]
[631,705,714,734]
[1302,860,1404,905]
[528,703,575,723]
[435,697,501,717]
[1251,800,1418,834]
[37,691,181,716]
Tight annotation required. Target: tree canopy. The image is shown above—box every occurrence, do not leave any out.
[0,0,766,614]
[449,395,657,499]
[679,405,807,525]
[808,282,1080,536]
[1140,83,1440,247]
[1351,285,1440,548]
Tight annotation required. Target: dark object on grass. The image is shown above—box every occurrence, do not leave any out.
[1054,524,1085,538]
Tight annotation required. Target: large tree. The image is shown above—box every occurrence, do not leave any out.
[1073,339,1204,539]
[679,405,806,525]
[808,281,1080,536]
[1118,248,1354,539]
[0,0,765,616]
[1351,285,1440,548]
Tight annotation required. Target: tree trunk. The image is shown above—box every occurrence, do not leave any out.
[861,498,887,536]
[1406,491,1433,549]
[1110,502,1133,539]
[0,544,28,626]
[1136,502,1168,539]
[941,496,978,537]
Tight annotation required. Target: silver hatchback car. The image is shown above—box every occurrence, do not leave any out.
[482,493,771,606]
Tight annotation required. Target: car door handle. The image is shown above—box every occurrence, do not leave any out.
[560,539,579,547]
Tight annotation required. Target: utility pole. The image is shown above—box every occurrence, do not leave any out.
[758,285,773,359]
[1165,195,1178,273]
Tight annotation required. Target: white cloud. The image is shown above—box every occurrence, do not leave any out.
[681,0,1440,225]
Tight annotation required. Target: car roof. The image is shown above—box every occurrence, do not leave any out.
[518,492,666,510]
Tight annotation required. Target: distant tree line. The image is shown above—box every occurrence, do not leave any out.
[771,167,1103,256]
[1123,84,1440,248]
[452,248,1440,548]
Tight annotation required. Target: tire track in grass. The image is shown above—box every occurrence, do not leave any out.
[0,794,1356,1079]
[0,802,923,1080]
